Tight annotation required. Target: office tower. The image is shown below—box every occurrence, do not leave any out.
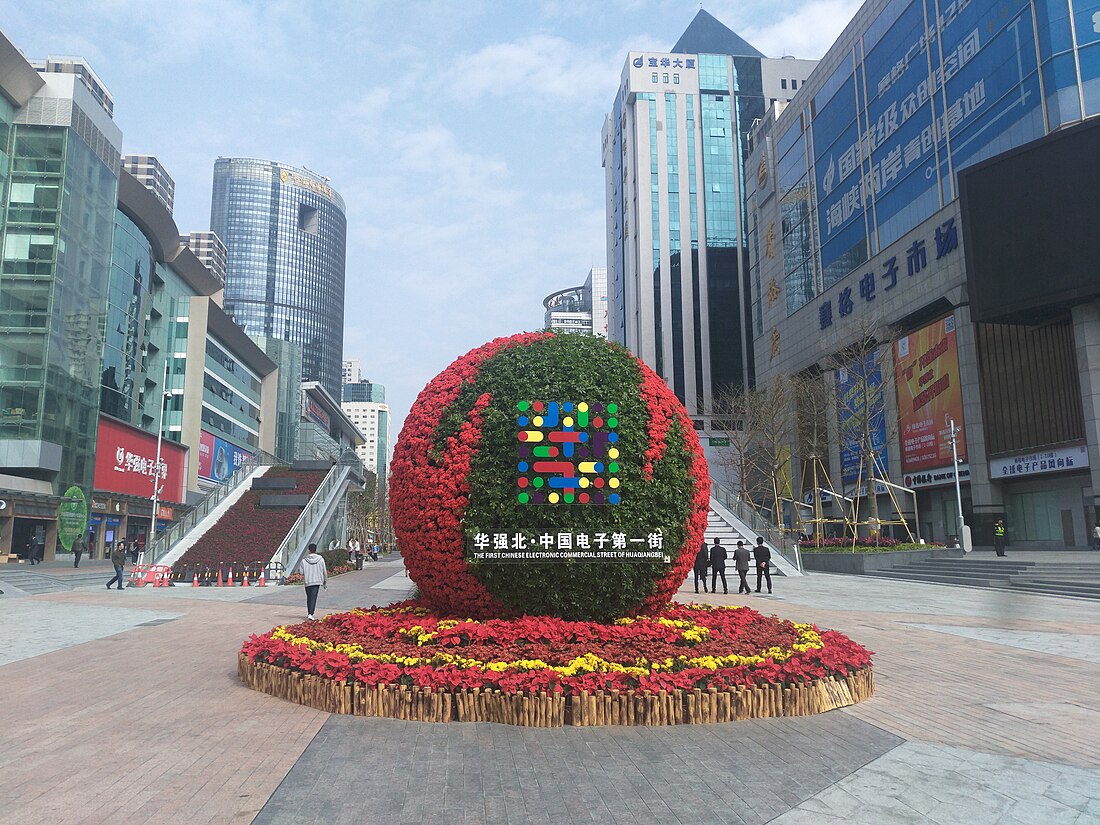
[747,0,1100,546]
[603,10,815,426]
[343,358,361,386]
[210,157,347,398]
[181,230,227,284]
[341,398,390,479]
[121,154,174,213]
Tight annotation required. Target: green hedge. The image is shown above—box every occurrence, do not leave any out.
[443,335,695,622]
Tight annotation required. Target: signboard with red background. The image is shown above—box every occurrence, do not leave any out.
[94,416,187,502]
[894,315,967,472]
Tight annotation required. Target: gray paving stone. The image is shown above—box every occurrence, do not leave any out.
[772,741,1100,825]
[253,713,902,825]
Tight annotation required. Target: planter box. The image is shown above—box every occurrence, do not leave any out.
[801,547,964,574]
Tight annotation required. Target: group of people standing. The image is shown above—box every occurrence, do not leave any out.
[693,536,773,595]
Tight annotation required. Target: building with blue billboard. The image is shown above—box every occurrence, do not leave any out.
[748,0,1100,546]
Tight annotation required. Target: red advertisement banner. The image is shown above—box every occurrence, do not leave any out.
[895,316,967,472]
[94,416,187,502]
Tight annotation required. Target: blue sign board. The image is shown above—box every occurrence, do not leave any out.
[836,352,889,485]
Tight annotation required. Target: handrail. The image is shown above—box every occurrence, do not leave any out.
[709,479,799,560]
[147,448,285,565]
[273,452,362,575]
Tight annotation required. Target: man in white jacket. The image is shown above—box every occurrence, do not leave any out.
[300,543,328,620]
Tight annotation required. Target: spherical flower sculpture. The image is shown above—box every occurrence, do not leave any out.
[390,332,710,622]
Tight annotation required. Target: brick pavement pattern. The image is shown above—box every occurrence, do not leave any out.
[3,555,1100,824]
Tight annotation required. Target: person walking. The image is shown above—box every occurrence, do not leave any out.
[993,519,1006,556]
[1093,522,1100,552]
[733,540,752,594]
[693,540,710,593]
[300,543,328,620]
[709,538,728,595]
[753,537,772,594]
[129,538,140,565]
[26,535,37,565]
[106,541,126,590]
[73,533,86,568]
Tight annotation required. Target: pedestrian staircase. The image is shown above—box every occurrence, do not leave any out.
[706,497,802,577]
[862,556,1100,599]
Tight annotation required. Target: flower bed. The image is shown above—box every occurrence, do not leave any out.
[173,468,327,579]
[239,602,873,726]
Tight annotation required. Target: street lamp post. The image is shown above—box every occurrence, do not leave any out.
[947,416,971,552]
[148,360,171,564]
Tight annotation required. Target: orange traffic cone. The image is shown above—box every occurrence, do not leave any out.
[257,570,266,587]
[242,569,250,587]
[227,567,234,587]
[217,568,224,587]
[192,571,199,587]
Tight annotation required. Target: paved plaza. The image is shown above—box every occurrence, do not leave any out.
[2,557,1100,824]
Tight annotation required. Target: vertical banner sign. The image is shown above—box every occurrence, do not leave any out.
[895,315,966,471]
[837,352,889,485]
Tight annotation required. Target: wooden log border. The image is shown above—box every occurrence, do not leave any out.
[238,655,873,726]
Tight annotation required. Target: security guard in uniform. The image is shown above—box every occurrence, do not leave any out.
[993,519,1006,557]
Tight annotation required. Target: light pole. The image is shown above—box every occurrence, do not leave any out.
[947,416,971,552]
[148,360,171,564]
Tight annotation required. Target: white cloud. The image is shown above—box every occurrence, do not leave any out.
[711,0,864,59]
[449,34,622,103]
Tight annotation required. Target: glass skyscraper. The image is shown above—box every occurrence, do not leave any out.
[210,158,347,398]
[603,11,816,425]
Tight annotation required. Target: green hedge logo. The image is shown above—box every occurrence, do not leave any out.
[58,486,88,551]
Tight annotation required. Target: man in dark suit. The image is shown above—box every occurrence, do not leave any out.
[753,537,772,594]
[709,538,728,595]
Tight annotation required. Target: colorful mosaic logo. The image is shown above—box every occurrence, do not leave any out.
[516,401,620,505]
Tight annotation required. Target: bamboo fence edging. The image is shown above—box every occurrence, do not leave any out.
[238,655,874,726]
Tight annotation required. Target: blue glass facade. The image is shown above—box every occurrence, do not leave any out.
[768,0,1100,316]
[211,158,347,399]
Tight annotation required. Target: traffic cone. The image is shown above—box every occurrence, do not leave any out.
[192,570,199,587]
[257,569,266,587]
[227,567,234,587]
[242,569,250,587]
[217,567,224,587]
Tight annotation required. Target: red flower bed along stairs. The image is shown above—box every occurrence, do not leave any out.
[173,467,327,580]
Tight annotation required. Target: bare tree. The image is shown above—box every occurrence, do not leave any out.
[824,319,898,534]
[712,379,798,527]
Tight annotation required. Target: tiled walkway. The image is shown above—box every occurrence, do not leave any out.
[2,556,1099,824]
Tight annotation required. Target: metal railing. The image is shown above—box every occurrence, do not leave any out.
[147,449,284,565]
[709,479,799,564]
[272,453,362,576]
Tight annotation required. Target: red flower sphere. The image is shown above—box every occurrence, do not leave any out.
[390,333,709,620]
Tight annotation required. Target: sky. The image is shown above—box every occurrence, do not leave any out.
[0,0,862,451]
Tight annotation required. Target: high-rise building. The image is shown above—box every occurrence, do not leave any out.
[603,10,815,427]
[0,41,122,560]
[342,358,361,386]
[210,157,347,398]
[341,399,390,480]
[121,154,174,213]
[343,379,385,404]
[181,230,226,284]
[747,0,1100,546]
